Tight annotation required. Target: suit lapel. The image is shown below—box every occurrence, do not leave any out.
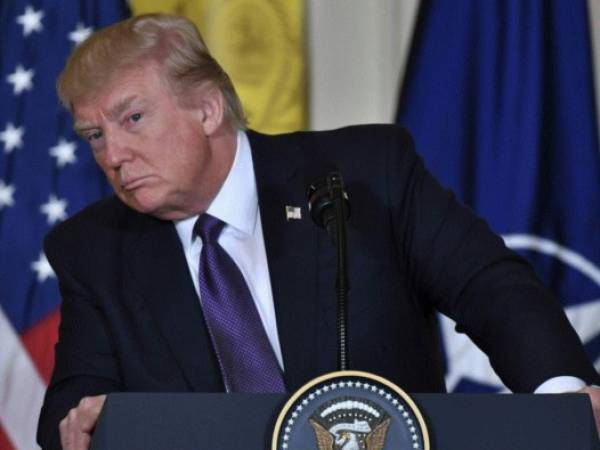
[248,130,322,391]
[123,214,223,391]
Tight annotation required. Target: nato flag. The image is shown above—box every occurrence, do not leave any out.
[397,0,600,392]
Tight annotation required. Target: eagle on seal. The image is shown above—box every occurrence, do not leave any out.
[309,417,391,450]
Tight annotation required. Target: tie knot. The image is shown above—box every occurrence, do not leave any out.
[194,214,226,242]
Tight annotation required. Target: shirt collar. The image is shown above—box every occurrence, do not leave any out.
[174,130,258,245]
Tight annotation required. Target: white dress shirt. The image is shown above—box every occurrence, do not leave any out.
[174,130,284,369]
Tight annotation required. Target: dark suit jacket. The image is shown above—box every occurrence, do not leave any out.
[37,125,599,448]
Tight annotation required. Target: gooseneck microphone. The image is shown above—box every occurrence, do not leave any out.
[306,173,350,244]
[307,172,351,371]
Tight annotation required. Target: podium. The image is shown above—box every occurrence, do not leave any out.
[91,393,598,449]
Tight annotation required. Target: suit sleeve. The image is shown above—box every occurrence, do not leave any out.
[37,230,122,450]
[387,126,599,391]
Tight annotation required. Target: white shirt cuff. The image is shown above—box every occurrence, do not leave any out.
[534,376,586,393]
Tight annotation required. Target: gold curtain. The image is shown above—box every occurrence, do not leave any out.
[130,0,307,134]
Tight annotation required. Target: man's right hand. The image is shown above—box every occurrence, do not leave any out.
[59,395,106,450]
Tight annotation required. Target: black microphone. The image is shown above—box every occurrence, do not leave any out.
[306,172,350,244]
[306,172,351,371]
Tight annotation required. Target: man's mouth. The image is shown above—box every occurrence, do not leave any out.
[121,175,150,191]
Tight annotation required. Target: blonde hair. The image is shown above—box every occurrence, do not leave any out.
[58,14,246,130]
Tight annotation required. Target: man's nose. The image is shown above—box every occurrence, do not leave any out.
[104,133,132,169]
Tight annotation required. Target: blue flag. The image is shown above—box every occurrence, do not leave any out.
[397,0,600,392]
[0,2,128,448]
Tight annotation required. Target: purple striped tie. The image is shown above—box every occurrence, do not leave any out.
[194,214,286,393]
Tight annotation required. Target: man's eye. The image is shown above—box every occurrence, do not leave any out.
[130,113,142,122]
[87,131,103,141]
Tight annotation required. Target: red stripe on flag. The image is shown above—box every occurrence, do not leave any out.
[21,309,60,384]
[0,424,15,450]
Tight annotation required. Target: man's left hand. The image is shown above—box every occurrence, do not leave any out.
[578,385,600,438]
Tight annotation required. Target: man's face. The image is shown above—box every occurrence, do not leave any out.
[73,62,233,220]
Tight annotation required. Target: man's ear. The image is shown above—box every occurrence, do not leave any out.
[196,86,225,136]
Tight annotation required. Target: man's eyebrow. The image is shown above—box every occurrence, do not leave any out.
[73,121,97,135]
[107,95,139,120]
[73,95,143,135]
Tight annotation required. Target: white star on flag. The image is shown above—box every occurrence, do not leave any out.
[31,252,55,283]
[49,138,77,167]
[0,180,16,209]
[16,6,44,37]
[0,122,25,153]
[6,65,34,95]
[69,23,93,45]
[565,299,600,365]
[40,194,68,224]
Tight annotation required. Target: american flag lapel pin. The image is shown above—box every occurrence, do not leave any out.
[285,205,302,221]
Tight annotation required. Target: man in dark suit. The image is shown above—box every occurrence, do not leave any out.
[37,13,600,450]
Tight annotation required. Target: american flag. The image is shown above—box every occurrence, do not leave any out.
[0,2,128,449]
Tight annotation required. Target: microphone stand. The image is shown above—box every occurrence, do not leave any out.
[330,174,350,371]
[307,173,350,371]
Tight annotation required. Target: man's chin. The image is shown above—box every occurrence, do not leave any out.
[117,192,197,221]
[119,194,163,218]
[124,200,184,221]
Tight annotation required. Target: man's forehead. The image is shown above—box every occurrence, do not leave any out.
[72,66,159,125]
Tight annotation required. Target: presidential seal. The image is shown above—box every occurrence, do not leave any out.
[272,371,429,450]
